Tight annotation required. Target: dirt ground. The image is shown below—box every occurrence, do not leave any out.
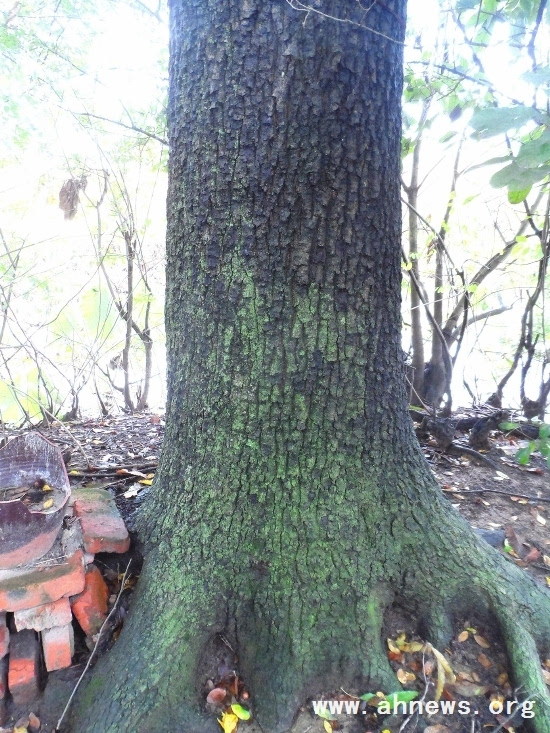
[1,409,549,733]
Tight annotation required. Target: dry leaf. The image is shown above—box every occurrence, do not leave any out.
[396,668,416,684]
[207,688,227,705]
[138,479,153,486]
[323,721,332,733]
[524,547,541,564]
[426,644,455,702]
[42,498,54,509]
[424,726,451,733]
[387,638,400,654]
[449,681,489,697]
[543,668,550,686]
[423,659,435,677]
[474,634,490,649]
[457,630,469,643]
[478,653,491,668]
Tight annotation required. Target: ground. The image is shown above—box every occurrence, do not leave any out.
[1,408,549,733]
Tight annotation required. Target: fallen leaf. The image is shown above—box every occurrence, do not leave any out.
[207,688,227,705]
[478,653,491,668]
[138,478,153,486]
[457,630,469,643]
[231,704,251,721]
[123,485,142,498]
[524,547,541,564]
[42,498,54,509]
[424,726,451,733]
[218,712,239,733]
[387,638,400,654]
[449,681,489,697]
[423,659,435,676]
[474,634,490,649]
[323,721,332,733]
[396,668,416,684]
[543,668,550,685]
[425,644,455,702]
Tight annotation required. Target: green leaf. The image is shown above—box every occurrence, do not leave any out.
[440,131,458,144]
[470,107,541,138]
[516,446,532,465]
[386,691,419,706]
[539,442,550,458]
[539,424,550,440]
[490,162,550,189]
[456,0,479,9]
[359,693,377,702]
[315,708,336,720]
[231,704,251,721]
[508,186,531,204]
[499,422,519,431]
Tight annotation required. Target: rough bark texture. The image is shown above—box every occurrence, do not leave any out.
[69,2,550,732]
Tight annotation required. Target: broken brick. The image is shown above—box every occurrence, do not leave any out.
[0,614,8,659]
[71,565,108,636]
[0,549,85,612]
[15,598,72,633]
[41,623,74,671]
[8,629,41,705]
[72,489,130,554]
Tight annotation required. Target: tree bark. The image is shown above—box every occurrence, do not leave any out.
[69,2,550,732]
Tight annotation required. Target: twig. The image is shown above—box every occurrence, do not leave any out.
[448,487,550,503]
[55,559,133,731]
[284,0,405,45]
[75,112,167,146]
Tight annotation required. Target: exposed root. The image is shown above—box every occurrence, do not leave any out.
[497,610,550,733]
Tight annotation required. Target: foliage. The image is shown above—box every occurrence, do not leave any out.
[500,421,550,466]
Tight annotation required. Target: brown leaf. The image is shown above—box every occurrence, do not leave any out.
[474,634,490,649]
[457,630,469,643]
[448,681,489,697]
[206,687,227,705]
[524,546,541,564]
[478,653,491,669]
[424,726,451,733]
[396,668,416,684]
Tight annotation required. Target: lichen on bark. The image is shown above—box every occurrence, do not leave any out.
[68,2,550,732]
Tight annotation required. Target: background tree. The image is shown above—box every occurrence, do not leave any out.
[69,2,550,733]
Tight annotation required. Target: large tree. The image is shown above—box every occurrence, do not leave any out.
[70,1,550,732]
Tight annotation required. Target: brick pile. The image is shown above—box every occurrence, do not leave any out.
[0,488,130,723]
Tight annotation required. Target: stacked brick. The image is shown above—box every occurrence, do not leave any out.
[0,489,129,722]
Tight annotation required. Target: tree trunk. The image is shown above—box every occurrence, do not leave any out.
[69,2,550,732]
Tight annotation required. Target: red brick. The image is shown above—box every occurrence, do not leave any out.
[73,489,130,555]
[0,550,85,612]
[8,629,41,705]
[41,623,74,671]
[14,598,72,632]
[71,565,108,636]
[0,614,8,659]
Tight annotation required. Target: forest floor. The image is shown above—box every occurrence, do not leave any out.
[1,409,549,733]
